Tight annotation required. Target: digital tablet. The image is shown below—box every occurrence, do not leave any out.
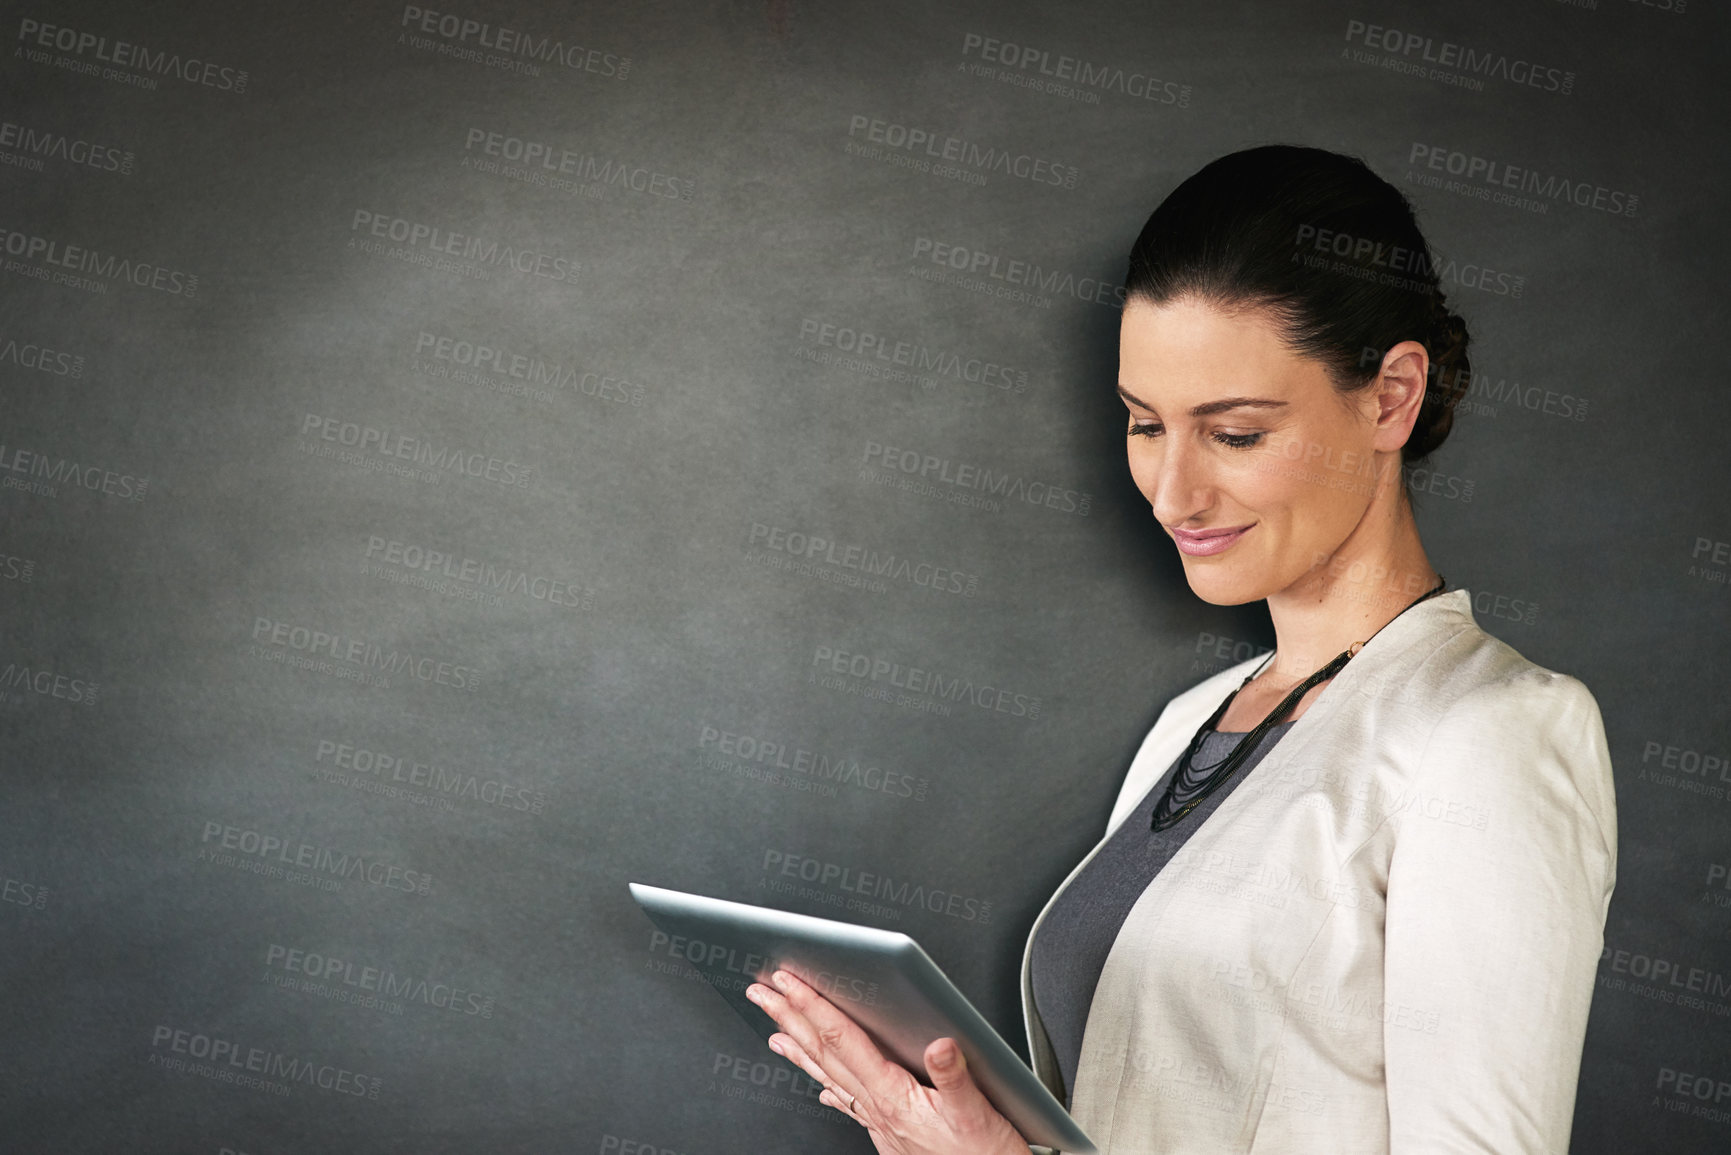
[629,882,1097,1155]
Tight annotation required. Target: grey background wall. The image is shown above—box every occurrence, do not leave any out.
[2,1,1727,1151]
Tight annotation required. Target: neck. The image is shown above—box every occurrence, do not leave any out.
[1261,476,1440,687]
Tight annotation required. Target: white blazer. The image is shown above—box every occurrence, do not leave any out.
[1019,589,1617,1155]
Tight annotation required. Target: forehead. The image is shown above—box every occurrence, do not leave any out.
[1118,297,1323,404]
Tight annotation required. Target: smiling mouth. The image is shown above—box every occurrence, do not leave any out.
[1168,524,1252,556]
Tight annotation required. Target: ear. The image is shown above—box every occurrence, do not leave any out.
[1370,340,1430,455]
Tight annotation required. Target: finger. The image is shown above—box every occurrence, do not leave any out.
[770,970,905,1094]
[747,977,869,1098]
[753,971,906,1106]
[746,980,814,1040]
[746,981,864,1097]
[766,1032,834,1097]
[768,1033,870,1127]
[819,1086,868,1126]
[922,1038,1017,1135]
[923,1037,984,1100]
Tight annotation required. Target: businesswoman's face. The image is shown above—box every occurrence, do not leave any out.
[1118,296,1421,606]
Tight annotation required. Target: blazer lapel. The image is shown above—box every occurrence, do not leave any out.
[1018,652,1270,1102]
[1017,591,1479,1112]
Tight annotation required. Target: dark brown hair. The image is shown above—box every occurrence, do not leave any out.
[1124,145,1470,472]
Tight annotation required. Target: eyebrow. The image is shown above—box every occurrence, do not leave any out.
[1116,385,1290,417]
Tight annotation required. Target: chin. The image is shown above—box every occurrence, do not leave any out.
[1181,564,1267,607]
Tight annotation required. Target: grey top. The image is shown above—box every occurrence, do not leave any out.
[1029,720,1298,1106]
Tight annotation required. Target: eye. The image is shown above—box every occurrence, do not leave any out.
[1212,431,1265,449]
[1127,419,1162,439]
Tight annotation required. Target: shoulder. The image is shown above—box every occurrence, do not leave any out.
[1421,625,1608,748]
[1403,631,1618,872]
[1363,595,1608,749]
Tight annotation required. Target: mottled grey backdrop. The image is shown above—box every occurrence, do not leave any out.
[2,0,1727,1152]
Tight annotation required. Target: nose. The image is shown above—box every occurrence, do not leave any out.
[1143,433,1214,528]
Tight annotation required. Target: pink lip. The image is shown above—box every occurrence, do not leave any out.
[1168,524,1252,557]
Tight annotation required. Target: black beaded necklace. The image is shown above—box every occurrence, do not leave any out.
[1149,575,1448,831]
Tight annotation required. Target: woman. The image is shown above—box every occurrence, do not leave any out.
[746,145,1618,1155]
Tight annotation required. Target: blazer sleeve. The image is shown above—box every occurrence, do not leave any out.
[1382,671,1618,1154]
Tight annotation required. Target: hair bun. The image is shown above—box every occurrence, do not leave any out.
[1411,293,1471,461]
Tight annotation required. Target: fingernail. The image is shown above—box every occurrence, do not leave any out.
[746,985,763,1004]
[771,970,789,991]
[768,1038,784,1056]
[933,1042,958,1067]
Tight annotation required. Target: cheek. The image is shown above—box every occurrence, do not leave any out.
[1125,447,1161,500]
[1254,449,1370,538]
[1224,457,1289,508]
[1229,447,1356,525]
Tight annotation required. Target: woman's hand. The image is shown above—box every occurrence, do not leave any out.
[746,969,1031,1155]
